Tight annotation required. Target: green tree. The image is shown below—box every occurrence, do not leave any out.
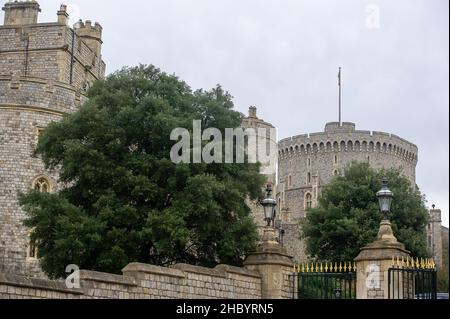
[19,65,266,279]
[301,162,429,262]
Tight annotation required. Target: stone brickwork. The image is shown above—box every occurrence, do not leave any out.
[241,107,277,232]
[355,220,411,299]
[0,262,264,299]
[277,122,418,261]
[0,1,105,277]
[427,207,444,268]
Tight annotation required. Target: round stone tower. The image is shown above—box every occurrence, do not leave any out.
[0,1,105,277]
[241,107,278,231]
[277,122,418,261]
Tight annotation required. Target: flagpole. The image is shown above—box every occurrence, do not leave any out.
[339,67,342,126]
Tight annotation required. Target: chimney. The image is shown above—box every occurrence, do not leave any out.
[2,0,41,26]
[249,106,257,118]
[57,4,69,25]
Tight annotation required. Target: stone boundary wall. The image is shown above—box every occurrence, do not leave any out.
[0,262,264,299]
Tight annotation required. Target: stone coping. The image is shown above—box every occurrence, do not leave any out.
[122,262,262,280]
[0,23,64,30]
[122,263,185,279]
[214,264,262,279]
[354,245,410,262]
[0,272,83,295]
[243,251,293,268]
[79,270,137,286]
[172,263,226,278]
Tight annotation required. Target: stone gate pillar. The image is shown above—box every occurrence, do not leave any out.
[354,220,410,299]
[244,227,293,299]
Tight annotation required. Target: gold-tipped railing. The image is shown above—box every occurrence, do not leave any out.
[293,261,357,273]
[390,256,436,270]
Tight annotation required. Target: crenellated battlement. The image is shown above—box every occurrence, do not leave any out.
[75,20,103,34]
[0,3,106,91]
[278,123,418,164]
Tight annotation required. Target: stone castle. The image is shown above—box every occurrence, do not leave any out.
[242,109,445,266]
[0,1,105,277]
[0,1,446,281]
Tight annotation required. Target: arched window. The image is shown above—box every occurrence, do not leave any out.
[305,193,313,210]
[333,169,339,176]
[33,176,51,193]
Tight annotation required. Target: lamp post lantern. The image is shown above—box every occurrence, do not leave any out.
[376,177,394,220]
[262,184,277,227]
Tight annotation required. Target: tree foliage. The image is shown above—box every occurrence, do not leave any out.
[19,65,266,278]
[301,162,429,262]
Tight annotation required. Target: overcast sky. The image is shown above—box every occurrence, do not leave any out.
[7,0,448,226]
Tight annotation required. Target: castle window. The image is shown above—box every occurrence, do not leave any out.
[334,155,338,164]
[307,173,311,184]
[428,236,432,248]
[333,170,338,176]
[33,176,51,193]
[289,175,292,188]
[35,127,44,146]
[28,238,38,259]
[305,193,313,210]
[307,158,311,167]
[27,231,38,260]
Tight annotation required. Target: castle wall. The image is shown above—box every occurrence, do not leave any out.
[0,23,105,90]
[277,123,418,261]
[0,76,89,276]
[0,3,105,277]
[0,262,263,299]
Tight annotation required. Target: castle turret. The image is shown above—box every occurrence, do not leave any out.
[427,205,443,268]
[0,1,106,278]
[277,123,419,261]
[2,0,41,26]
[75,19,103,58]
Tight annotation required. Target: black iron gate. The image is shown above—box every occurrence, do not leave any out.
[291,262,356,299]
[388,258,437,299]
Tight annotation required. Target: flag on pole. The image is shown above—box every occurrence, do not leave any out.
[338,67,341,86]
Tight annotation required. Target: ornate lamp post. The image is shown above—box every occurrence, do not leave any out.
[376,177,394,221]
[262,184,277,227]
[258,184,279,246]
[374,177,398,243]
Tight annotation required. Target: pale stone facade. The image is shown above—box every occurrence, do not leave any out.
[277,122,419,261]
[0,262,264,299]
[0,1,105,277]
[241,107,277,232]
[426,207,444,268]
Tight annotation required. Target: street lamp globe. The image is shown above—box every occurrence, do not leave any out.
[376,177,394,219]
